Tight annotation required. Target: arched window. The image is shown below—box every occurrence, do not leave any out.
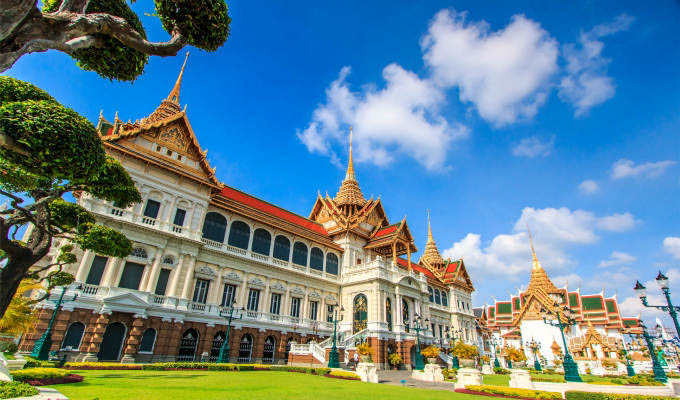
[292,242,308,266]
[441,291,448,307]
[178,329,199,362]
[402,299,410,333]
[238,334,253,363]
[262,336,276,363]
[310,248,324,271]
[385,298,392,331]
[273,236,290,261]
[228,221,250,249]
[210,331,225,362]
[325,253,339,275]
[139,328,156,353]
[61,322,85,350]
[202,212,227,243]
[97,322,126,361]
[131,247,148,259]
[353,294,367,333]
[428,286,434,302]
[434,289,441,305]
[162,256,174,265]
[251,228,271,256]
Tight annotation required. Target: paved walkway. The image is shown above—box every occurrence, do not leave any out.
[376,370,455,391]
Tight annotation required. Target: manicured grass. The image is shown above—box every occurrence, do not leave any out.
[482,374,510,386]
[48,370,492,400]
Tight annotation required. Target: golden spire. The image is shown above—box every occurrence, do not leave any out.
[420,209,444,266]
[528,227,541,271]
[526,228,559,294]
[334,126,366,211]
[168,51,189,104]
[427,209,434,243]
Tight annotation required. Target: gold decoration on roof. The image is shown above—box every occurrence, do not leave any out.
[334,127,366,213]
[142,51,189,126]
[421,209,444,266]
[526,228,559,294]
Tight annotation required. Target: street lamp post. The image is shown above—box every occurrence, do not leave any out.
[541,303,581,382]
[634,272,680,339]
[446,327,462,369]
[639,322,667,383]
[217,302,243,363]
[526,338,542,372]
[31,286,78,360]
[328,305,344,368]
[621,335,636,377]
[491,336,501,368]
[413,314,428,371]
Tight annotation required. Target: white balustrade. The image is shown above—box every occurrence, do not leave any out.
[141,216,157,226]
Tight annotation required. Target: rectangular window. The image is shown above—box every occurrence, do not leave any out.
[192,279,210,304]
[270,293,281,315]
[439,325,443,339]
[326,305,334,323]
[85,255,108,285]
[154,268,171,295]
[309,301,318,321]
[173,209,186,226]
[143,199,161,219]
[290,298,301,318]
[247,289,260,311]
[431,323,436,337]
[118,261,145,290]
[221,284,236,307]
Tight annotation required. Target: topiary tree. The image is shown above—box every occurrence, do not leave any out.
[0,76,141,319]
[0,0,231,81]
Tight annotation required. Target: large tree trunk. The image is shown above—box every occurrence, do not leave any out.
[0,254,34,320]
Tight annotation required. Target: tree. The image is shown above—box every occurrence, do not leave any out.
[0,278,41,334]
[504,346,528,363]
[0,0,231,81]
[451,340,479,359]
[0,76,141,320]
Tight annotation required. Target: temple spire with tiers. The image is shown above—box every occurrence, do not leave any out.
[143,52,190,125]
[421,209,444,266]
[526,228,559,294]
[334,127,366,215]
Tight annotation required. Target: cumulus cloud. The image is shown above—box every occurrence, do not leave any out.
[578,180,599,195]
[442,207,638,282]
[611,159,677,180]
[512,136,554,158]
[596,212,638,232]
[422,10,558,126]
[598,251,636,268]
[618,268,680,322]
[558,14,633,116]
[663,237,680,260]
[297,65,468,171]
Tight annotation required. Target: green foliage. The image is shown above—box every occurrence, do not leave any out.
[565,391,677,400]
[155,0,231,51]
[0,342,18,353]
[45,270,75,287]
[450,340,479,359]
[493,367,510,374]
[84,156,141,208]
[328,370,360,379]
[0,76,54,105]
[388,352,402,366]
[76,224,132,258]
[48,199,96,231]
[465,385,562,399]
[22,357,57,368]
[421,345,440,358]
[11,367,71,381]
[64,361,142,369]
[503,346,527,362]
[0,381,39,399]
[314,368,331,375]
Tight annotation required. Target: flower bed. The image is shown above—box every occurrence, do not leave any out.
[327,370,360,380]
[65,362,143,370]
[0,381,39,399]
[460,385,562,400]
[565,391,677,400]
[21,374,84,386]
[11,367,71,382]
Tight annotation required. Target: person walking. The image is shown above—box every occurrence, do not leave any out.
[353,351,359,370]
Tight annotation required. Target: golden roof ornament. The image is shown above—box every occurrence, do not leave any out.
[334,126,366,211]
[526,228,560,294]
[143,52,189,125]
[421,209,444,265]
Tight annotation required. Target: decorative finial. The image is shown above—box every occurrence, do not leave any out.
[427,209,434,243]
[168,51,190,104]
[99,109,103,119]
[114,110,119,121]
[528,226,541,271]
[345,126,356,181]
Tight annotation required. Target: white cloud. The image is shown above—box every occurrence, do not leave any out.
[552,273,584,288]
[512,136,554,158]
[598,251,636,268]
[558,14,633,116]
[297,65,468,171]
[443,207,638,282]
[611,159,677,180]
[663,237,680,260]
[618,268,680,323]
[596,212,638,232]
[578,179,599,195]
[422,10,558,126]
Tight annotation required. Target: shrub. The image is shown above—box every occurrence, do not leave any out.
[493,367,510,374]
[465,385,562,399]
[314,368,331,375]
[451,340,479,359]
[565,391,677,400]
[442,368,457,380]
[64,361,142,370]
[356,342,372,356]
[421,345,440,358]
[0,342,18,354]
[12,367,71,382]
[0,381,39,399]
[22,357,56,368]
[388,352,402,366]
[328,370,360,380]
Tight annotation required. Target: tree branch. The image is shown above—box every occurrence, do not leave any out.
[0,0,37,42]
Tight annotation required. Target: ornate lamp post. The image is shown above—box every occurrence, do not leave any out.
[540,303,581,382]
[634,272,680,339]
[217,302,243,363]
[413,313,429,371]
[31,286,77,360]
[526,338,542,372]
[490,336,501,368]
[639,322,667,383]
[328,305,344,368]
[445,326,462,369]
[621,334,636,377]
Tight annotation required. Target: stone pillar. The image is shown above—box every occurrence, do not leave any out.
[509,369,534,389]
[209,268,223,305]
[82,313,110,362]
[454,368,483,389]
[238,277,249,308]
[145,251,164,293]
[121,317,145,363]
[180,256,197,300]
[167,255,186,298]
[75,250,94,282]
[101,258,121,287]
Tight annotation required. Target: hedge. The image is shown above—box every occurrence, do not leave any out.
[0,381,39,399]
[565,392,678,400]
[328,370,360,380]
[64,362,142,370]
[141,362,271,371]
[22,357,57,368]
[270,366,330,375]
[11,367,71,382]
[464,385,562,399]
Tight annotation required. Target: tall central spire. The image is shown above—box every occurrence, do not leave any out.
[168,51,189,104]
[527,228,559,293]
[421,209,444,266]
[334,127,366,211]
[143,52,190,125]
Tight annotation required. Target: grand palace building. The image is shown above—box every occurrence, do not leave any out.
[19,56,478,369]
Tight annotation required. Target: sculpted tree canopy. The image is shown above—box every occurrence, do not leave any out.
[0,0,231,81]
[0,76,141,320]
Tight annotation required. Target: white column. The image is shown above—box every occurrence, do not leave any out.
[180,256,196,299]
[144,251,164,293]
[163,197,177,223]
[75,250,94,282]
[395,294,402,326]
[238,276,249,308]
[209,268,223,305]
[101,257,122,287]
[284,286,291,317]
[166,255,185,298]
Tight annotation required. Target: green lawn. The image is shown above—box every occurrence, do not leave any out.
[48,370,492,400]
[482,374,509,386]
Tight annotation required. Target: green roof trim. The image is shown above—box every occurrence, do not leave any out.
[569,293,579,308]
[623,319,638,327]
[513,298,520,310]
[581,296,604,311]
[497,303,512,314]
[489,308,495,317]
[606,300,617,313]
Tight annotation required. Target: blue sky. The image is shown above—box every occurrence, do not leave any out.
[6,0,679,326]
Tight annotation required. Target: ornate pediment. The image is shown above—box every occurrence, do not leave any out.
[223,271,242,283]
[291,287,305,296]
[308,291,321,300]
[248,277,265,288]
[325,294,337,304]
[270,282,286,293]
[195,265,216,278]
